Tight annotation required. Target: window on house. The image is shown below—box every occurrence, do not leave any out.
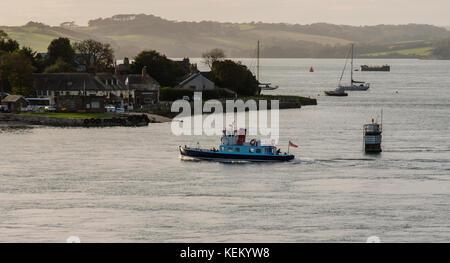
[91,101,100,109]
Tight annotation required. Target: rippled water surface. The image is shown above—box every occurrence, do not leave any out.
[1,59,449,242]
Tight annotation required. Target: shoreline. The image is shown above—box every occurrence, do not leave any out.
[0,96,316,128]
[0,113,158,128]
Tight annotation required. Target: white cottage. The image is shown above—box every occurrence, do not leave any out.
[177,73,215,91]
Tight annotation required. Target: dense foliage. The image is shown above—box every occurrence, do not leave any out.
[0,52,35,96]
[160,87,235,101]
[73,39,114,71]
[159,87,194,101]
[46,37,75,65]
[44,57,76,73]
[211,60,259,96]
[0,31,19,53]
[432,38,450,59]
[132,50,187,87]
[202,48,226,68]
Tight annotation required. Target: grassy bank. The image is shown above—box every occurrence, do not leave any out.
[19,112,125,119]
[238,95,317,106]
[136,95,317,119]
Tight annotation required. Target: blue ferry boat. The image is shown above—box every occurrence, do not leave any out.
[179,129,295,162]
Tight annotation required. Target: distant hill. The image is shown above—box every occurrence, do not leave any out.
[2,14,450,59]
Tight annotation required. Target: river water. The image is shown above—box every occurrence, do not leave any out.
[0,59,449,242]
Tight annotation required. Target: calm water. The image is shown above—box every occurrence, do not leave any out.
[1,59,449,242]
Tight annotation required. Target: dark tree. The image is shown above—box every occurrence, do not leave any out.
[47,37,75,65]
[211,60,259,96]
[132,50,187,87]
[0,30,19,53]
[17,46,46,73]
[202,48,226,68]
[0,53,36,97]
[73,39,114,72]
[44,57,77,73]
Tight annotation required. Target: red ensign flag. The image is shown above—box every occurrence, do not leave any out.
[289,141,298,148]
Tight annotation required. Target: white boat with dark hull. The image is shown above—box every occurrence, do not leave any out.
[324,86,348,96]
[339,44,370,91]
[259,82,279,91]
[180,129,294,162]
[256,41,279,91]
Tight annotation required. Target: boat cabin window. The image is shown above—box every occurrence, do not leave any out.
[221,147,225,151]
[227,147,233,152]
[235,148,240,152]
[249,148,255,153]
[256,149,261,153]
[264,148,274,154]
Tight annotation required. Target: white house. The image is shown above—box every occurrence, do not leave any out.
[177,73,215,91]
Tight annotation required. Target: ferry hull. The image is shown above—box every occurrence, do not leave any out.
[180,147,295,162]
[364,134,382,153]
[364,144,382,153]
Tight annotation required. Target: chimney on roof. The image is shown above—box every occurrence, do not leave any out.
[142,66,148,81]
[190,63,199,73]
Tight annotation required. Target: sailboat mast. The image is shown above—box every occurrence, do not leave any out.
[257,40,260,82]
[351,44,354,84]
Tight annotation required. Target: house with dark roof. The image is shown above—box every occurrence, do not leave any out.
[0,92,9,100]
[176,72,215,91]
[33,67,160,109]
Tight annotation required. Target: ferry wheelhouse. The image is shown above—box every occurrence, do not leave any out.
[363,119,382,153]
[179,129,295,162]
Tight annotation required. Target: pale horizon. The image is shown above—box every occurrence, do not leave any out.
[1,0,449,27]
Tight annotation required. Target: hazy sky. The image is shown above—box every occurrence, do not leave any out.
[1,0,449,26]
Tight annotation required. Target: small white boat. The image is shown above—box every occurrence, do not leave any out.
[259,82,279,90]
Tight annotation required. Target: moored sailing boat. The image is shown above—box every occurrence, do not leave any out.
[324,86,348,96]
[339,44,370,91]
[256,41,279,91]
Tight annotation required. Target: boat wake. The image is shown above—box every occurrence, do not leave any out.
[290,157,315,164]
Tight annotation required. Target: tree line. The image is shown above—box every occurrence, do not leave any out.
[0,30,259,98]
[0,30,115,96]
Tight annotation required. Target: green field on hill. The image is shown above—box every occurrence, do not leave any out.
[362,47,433,57]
